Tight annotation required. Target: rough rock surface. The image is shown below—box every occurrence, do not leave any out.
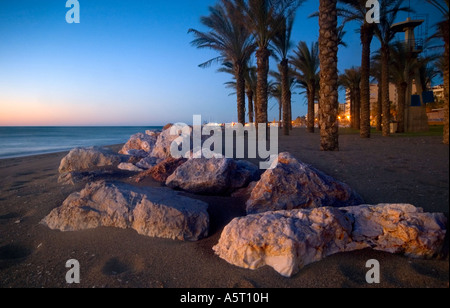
[151,125,191,159]
[135,157,187,183]
[213,204,447,277]
[166,158,259,195]
[246,152,363,214]
[119,132,158,156]
[117,163,144,173]
[42,181,209,241]
[59,147,126,174]
[136,156,162,170]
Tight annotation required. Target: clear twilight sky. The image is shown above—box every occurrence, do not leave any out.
[0,0,441,126]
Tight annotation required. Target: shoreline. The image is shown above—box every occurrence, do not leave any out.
[0,129,448,288]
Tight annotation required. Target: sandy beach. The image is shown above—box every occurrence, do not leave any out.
[0,129,448,288]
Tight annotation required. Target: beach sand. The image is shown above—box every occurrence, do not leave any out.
[0,129,448,288]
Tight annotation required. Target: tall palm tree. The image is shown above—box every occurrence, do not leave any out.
[318,0,340,151]
[370,52,383,131]
[338,0,375,138]
[236,0,301,130]
[426,0,449,144]
[373,0,409,137]
[245,65,258,123]
[271,14,296,135]
[189,0,255,125]
[389,42,414,133]
[339,67,362,130]
[220,62,258,124]
[290,41,320,133]
[270,69,297,129]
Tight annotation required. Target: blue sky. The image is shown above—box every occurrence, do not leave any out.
[0,0,442,126]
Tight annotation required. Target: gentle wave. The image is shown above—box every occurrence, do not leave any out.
[0,127,163,159]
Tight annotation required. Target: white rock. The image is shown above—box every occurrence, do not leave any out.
[42,181,209,242]
[213,204,447,277]
[119,133,157,156]
[246,152,364,214]
[117,163,143,172]
[59,147,126,174]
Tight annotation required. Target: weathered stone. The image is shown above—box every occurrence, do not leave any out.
[135,157,187,183]
[166,158,259,195]
[42,181,209,241]
[136,156,162,170]
[117,163,143,173]
[213,207,353,277]
[151,125,191,159]
[246,152,363,214]
[342,204,448,258]
[213,204,447,277]
[119,133,158,156]
[59,147,126,174]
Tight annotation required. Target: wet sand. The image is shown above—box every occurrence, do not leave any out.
[0,129,448,288]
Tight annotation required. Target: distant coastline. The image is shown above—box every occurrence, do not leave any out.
[0,126,163,159]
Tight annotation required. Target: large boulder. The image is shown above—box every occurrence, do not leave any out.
[165,158,259,195]
[342,204,448,257]
[59,147,126,174]
[135,157,187,183]
[119,132,158,157]
[213,204,447,277]
[246,152,363,214]
[151,124,191,159]
[42,181,209,242]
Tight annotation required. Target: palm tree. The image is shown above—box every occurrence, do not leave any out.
[318,0,340,151]
[271,14,296,135]
[426,0,449,144]
[389,42,413,133]
[270,69,297,129]
[339,67,362,129]
[245,65,258,123]
[189,0,255,125]
[220,62,258,124]
[290,41,320,133]
[236,0,302,130]
[373,0,409,136]
[338,0,375,138]
[370,52,383,131]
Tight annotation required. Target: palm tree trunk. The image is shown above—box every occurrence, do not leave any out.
[247,90,254,124]
[376,82,382,131]
[280,59,290,136]
[397,82,407,133]
[360,23,374,138]
[235,64,246,125]
[256,47,270,127]
[288,90,293,130]
[441,20,449,145]
[381,44,391,136]
[355,86,361,130]
[318,0,339,151]
[278,99,282,129]
[350,91,355,129]
[307,85,315,133]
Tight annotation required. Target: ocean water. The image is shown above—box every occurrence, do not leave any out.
[0,127,163,159]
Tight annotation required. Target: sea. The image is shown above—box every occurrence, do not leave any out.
[0,126,163,159]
